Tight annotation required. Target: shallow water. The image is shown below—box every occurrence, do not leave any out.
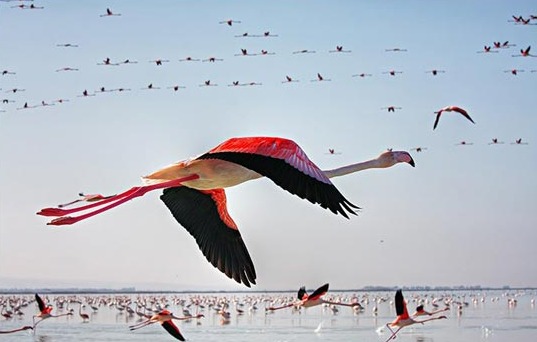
[0,289,535,341]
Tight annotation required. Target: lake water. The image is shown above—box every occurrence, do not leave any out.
[0,289,535,342]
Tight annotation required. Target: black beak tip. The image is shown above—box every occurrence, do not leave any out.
[409,158,416,167]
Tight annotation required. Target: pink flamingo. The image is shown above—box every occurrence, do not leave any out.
[292,49,316,54]
[477,46,498,53]
[382,106,402,113]
[433,106,475,130]
[489,138,504,145]
[383,70,403,76]
[513,46,536,57]
[455,141,473,146]
[311,73,331,82]
[179,56,200,62]
[37,137,415,287]
[352,73,372,78]
[426,69,446,76]
[33,293,73,328]
[100,8,121,17]
[329,45,351,53]
[129,309,203,341]
[504,69,524,75]
[411,147,428,152]
[282,75,299,83]
[384,290,447,341]
[219,19,241,26]
[267,283,362,311]
[511,138,528,145]
[412,304,449,317]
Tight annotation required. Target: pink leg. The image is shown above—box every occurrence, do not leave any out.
[385,325,401,342]
[40,174,200,225]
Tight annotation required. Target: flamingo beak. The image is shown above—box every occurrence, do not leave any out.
[408,157,415,167]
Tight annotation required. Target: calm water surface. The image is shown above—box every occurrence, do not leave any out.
[0,290,535,342]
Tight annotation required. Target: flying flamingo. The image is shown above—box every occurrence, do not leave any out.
[477,46,498,53]
[266,283,362,311]
[411,147,427,152]
[326,148,341,155]
[504,69,524,75]
[37,137,415,287]
[2,70,16,75]
[219,19,241,26]
[55,67,79,72]
[385,48,407,52]
[292,49,316,54]
[168,85,186,91]
[384,290,447,342]
[383,70,403,76]
[489,138,504,145]
[513,46,536,57]
[33,293,73,328]
[56,43,79,48]
[426,69,445,76]
[433,106,475,130]
[282,75,299,83]
[129,309,203,341]
[412,304,449,317]
[382,106,402,113]
[511,138,528,145]
[149,59,170,66]
[311,73,331,82]
[179,57,200,62]
[329,45,351,53]
[455,141,473,146]
[352,73,372,78]
[199,80,217,87]
[0,326,33,334]
[202,57,223,62]
[100,8,121,17]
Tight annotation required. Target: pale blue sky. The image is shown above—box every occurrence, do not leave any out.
[1,0,536,291]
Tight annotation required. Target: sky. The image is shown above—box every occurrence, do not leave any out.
[0,0,536,292]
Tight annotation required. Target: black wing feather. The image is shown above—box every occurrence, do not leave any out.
[160,186,256,287]
[395,290,405,316]
[297,286,307,300]
[197,152,359,218]
[161,321,185,341]
[309,283,330,299]
[35,293,45,312]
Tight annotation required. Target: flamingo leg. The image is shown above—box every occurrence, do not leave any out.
[38,174,200,225]
[385,324,402,342]
[129,319,155,331]
[58,199,83,208]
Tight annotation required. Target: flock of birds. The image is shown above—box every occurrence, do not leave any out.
[1,3,535,341]
[1,289,534,340]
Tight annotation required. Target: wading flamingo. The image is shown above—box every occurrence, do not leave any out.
[37,137,415,287]
[433,106,475,130]
[384,290,447,342]
[129,309,203,341]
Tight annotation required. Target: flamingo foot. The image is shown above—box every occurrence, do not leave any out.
[47,216,79,226]
[37,207,71,217]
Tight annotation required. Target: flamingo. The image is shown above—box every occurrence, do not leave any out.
[219,19,241,26]
[384,290,447,342]
[412,304,449,317]
[327,148,342,155]
[292,49,316,54]
[433,106,475,130]
[382,106,401,113]
[55,67,79,72]
[79,304,90,322]
[455,141,473,146]
[168,85,186,91]
[385,48,407,52]
[100,8,121,17]
[2,70,16,75]
[352,73,372,78]
[33,293,73,328]
[282,75,299,83]
[511,138,528,145]
[129,309,203,341]
[37,137,415,287]
[311,73,331,82]
[504,69,524,75]
[179,56,200,62]
[426,69,445,76]
[150,59,170,66]
[329,45,351,53]
[0,326,33,334]
[411,147,427,152]
[56,43,79,48]
[477,46,498,53]
[199,80,217,87]
[489,138,504,145]
[513,46,536,57]
[383,70,403,76]
[266,283,362,311]
[202,57,223,62]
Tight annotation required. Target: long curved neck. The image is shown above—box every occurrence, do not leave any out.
[322,158,382,179]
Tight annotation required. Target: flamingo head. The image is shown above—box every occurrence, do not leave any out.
[378,151,415,168]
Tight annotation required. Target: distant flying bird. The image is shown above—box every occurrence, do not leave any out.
[141,83,160,90]
[33,293,73,328]
[129,309,203,341]
[327,148,342,155]
[426,69,446,76]
[58,192,116,208]
[292,49,316,54]
[149,59,170,66]
[259,49,275,55]
[235,48,253,56]
[2,70,16,75]
[179,56,200,62]
[513,46,536,57]
[493,41,515,49]
[282,75,299,83]
[385,48,407,52]
[411,147,427,152]
[56,43,79,48]
[121,59,138,64]
[55,67,79,72]
[4,88,25,93]
[433,106,475,130]
[412,304,450,317]
[97,58,118,66]
[329,45,351,53]
[199,80,217,87]
[100,8,121,17]
[168,85,186,91]
[504,69,524,75]
[37,137,415,287]
[202,57,223,62]
[384,290,447,342]
[477,46,499,53]
[219,19,241,26]
[455,141,473,146]
[352,73,372,78]
[311,73,331,82]
[382,106,402,113]
[489,138,504,145]
[262,31,278,37]
[383,70,403,76]
[267,283,362,311]
[511,138,528,145]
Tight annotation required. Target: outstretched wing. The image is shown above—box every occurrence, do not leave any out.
[35,293,46,312]
[433,111,442,130]
[297,286,307,300]
[198,137,359,218]
[308,283,329,300]
[395,290,409,318]
[160,187,256,287]
[161,320,185,341]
